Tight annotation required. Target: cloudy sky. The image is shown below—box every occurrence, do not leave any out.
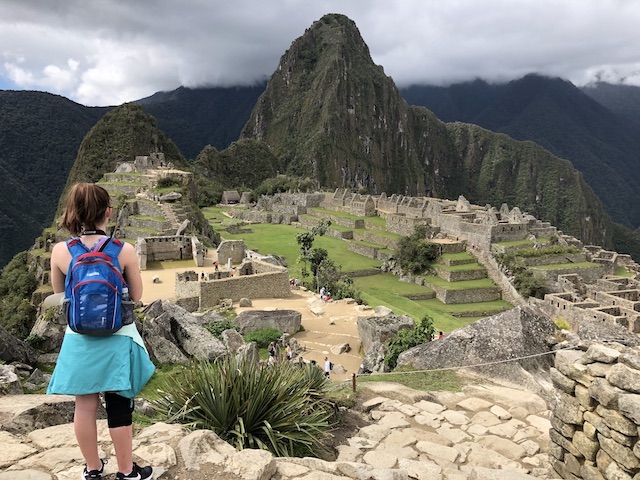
[1,0,639,106]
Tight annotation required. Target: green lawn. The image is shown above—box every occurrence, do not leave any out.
[420,275,496,290]
[436,263,485,272]
[615,266,633,277]
[533,262,599,269]
[493,237,550,247]
[219,223,380,278]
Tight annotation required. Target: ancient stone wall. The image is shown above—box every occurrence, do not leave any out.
[217,240,245,265]
[433,266,488,282]
[532,265,606,284]
[136,235,193,270]
[135,199,164,218]
[352,231,399,249]
[550,345,640,479]
[199,270,291,306]
[490,223,530,243]
[385,215,428,236]
[348,242,380,260]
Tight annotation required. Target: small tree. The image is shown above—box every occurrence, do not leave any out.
[396,225,440,275]
[384,315,435,369]
[296,219,331,290]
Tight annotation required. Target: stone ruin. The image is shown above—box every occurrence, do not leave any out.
[174,259,291,311]
[136,235,204,270]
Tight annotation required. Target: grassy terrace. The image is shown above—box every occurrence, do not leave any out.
[440,252,475,262]
[493,237,551,247]
[130,215,166,222]
[533,262,599,269]
[420,275,496,290]
[615,266,634,277]
[220,223,380,279]
[436,263,485,272]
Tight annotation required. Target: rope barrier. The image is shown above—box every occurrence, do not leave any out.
[347,344,581,382]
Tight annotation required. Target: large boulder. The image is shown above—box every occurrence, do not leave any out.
[235,310,301,335]
[0,326,39,365]
[359,341,387,375]
[357,312,414,353]
[143,300,227,362]
[0,365,23,395]
[397,305,558,398]
[221,329,245,354]
[28,305,67,353]
[0,394,79,434]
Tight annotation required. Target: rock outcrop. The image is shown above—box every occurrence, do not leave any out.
[235,310,301,335]
[0,326,38,364]
[142,300,227,363]
[357,312,414,353]
[397,305,558,398]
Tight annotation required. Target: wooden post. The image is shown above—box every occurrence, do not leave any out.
[352,373,356,393]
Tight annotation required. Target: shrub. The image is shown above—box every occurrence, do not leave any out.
[384,315,435,369]
[396,225,440,275]
[156,176,182,189]
[206,318,240,339]
[513,270,547,299]
[554,317,571,330]
[243,328,282,348]
[152,356,334,457]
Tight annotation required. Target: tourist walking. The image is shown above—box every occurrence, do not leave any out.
[46,183,155,480]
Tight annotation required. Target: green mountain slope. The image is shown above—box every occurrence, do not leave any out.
[0,91,107,266]
[139,85,266,160]
[400,75,640,229]
[66,103,187,188]
[240,14,615,248]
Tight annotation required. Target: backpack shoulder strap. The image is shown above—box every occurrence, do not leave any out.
[66,238,89,259]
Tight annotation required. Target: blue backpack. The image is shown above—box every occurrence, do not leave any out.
[64,237,132,335]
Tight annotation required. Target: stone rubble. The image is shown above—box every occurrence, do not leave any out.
[0,383,560,479]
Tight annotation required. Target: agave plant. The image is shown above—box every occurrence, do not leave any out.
[152,356,335,457]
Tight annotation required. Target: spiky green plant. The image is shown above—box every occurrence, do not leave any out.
[151,356,335,457]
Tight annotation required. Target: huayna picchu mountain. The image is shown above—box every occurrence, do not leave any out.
[241,14,613,249]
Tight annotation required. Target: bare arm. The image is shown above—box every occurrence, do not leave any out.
[50,242,71,294]
[119,242,143,301]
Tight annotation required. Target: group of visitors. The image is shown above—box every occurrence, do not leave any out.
[319,286,331,302]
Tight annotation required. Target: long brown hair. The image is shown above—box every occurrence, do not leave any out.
[60,183,111,236]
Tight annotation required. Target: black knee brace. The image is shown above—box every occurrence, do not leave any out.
[104,392,134,428]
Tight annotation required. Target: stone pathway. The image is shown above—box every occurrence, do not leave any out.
[0,383,559,479]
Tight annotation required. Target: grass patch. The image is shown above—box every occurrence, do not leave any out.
[309,207,363,221]
[440,252,474,262]
[358,368,463,392]
[130,215,166,222]
[364,216,387,228]
[221,223,380,278]
[435,263,485,272]
[532,262,600,269]
[420,275,497,290]
[493,237,550,247]
[614,266,633,277]
[139,363,186,401]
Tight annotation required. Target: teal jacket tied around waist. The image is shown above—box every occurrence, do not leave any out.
[47,324,155,399]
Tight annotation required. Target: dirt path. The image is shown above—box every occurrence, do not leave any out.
[139,255,366,382]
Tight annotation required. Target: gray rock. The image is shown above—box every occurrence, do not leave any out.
[221,329,245,354]
[236,341,259,364]
[238,297,252,307]
[359,341,387,375]
[606,362,640,393]
[159,191,182,202]
[588,377,624,409]
[236,309,301,335]
[357,312,414,353]
[584,344,620,364]
[0,364,23,395]
[0,325,39,365]
[142,313,189,364]
[618,393,640,424]
[397,305,556,396]
[577,319,640,347]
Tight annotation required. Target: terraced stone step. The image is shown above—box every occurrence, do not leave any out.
[418,276,502,304]
[434,264,488,282]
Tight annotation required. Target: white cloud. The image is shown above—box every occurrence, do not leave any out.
[1,0,640,105]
